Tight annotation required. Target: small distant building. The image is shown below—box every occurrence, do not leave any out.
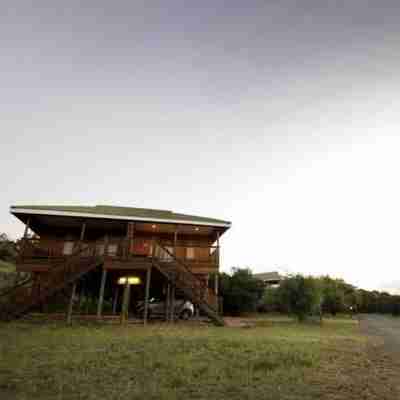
[254,271,282,288]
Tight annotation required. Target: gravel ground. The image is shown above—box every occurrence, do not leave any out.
[359,314,400,356]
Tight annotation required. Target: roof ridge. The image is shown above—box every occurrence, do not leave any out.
[95,205,173,214]
[10,204,231,227]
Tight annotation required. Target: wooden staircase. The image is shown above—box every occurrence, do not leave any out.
[0,244,103,322]
[152,243,224,326]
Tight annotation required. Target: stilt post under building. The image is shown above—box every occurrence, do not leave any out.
[120,279,130,324]
[112,286,119,315]
[97,268,107,318]
[66,283,77,325]
[143,265,152,325]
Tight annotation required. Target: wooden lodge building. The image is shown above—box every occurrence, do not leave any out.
[1,205,231,326]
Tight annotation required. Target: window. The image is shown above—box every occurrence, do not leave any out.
[165,246,173,261]
[96,244,105,256]
[158,246,173,261]
[108,244,118,257]
[186,247,195,260]
[63,241,74,255]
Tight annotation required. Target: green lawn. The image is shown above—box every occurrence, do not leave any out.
[0,260,15,273]
[0,261,17,292]
[0,317,397,400]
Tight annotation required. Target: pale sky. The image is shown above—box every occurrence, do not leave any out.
[1,1,400,293]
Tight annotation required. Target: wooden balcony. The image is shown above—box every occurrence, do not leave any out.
[18,237,220,274]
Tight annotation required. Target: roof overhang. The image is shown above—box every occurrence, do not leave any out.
[10,207,232,229]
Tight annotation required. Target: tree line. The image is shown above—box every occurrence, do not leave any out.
[1,233,399,319]
[218,268,400,320]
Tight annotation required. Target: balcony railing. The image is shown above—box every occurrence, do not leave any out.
[20,237,219,266]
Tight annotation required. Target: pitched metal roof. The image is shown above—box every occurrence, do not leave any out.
[10,205,231,228]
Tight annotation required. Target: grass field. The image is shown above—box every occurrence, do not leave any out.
[0,261,17,292]
[0,260,15,273]
[0,317,398,400]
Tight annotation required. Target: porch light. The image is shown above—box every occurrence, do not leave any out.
[195,227,199,231]
[118,276,141,285]
[151,224,157,229]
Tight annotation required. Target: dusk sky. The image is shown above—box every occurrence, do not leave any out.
[1,1,400,293]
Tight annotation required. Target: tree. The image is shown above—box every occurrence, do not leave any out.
[319,276,345,316]
[0,233,17,263]
[392,297,400,317]
[276,275,321,321]
[219,268,265,315]
[258,286,281,312]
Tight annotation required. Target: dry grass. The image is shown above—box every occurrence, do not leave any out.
[0,317,398,400]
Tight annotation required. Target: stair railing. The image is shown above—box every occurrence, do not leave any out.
[152,242,217,311]
[0,242,102,319]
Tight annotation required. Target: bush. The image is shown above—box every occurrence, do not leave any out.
[219,268,265,315]
[257,286,280,313]
[320,277,345,316]
[392,302,400,317]
[276,275,321,322]
[0,234,17,263]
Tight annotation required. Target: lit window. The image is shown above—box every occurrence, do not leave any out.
[186,247,195,259]
[96,244,105,256]
[108,244,118,257]
[63,241,74,255]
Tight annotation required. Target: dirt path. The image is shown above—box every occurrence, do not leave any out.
[359,314,400,356]
[356,315,400,399]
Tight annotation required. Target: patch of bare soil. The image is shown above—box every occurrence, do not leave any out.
[310,327,400,399]
[223,317,256,328]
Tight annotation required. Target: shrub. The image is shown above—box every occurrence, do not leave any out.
[392,301,400,317]
[219,268,265,315]
[276,275,321,322]
[257,286,280,313]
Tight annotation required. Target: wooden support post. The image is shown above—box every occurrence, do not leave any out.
[20,217,31,262]
[143,265,152,325]
[174,225,178,256]
[126,222,135,258]
[112,286,119,315]
[125,223,129,259]
[214,273,219,296]
[84,289,90,315]
[78,284,85,313]
[216,231,220,269]
[124,223,128,259]
[80,222,86,242]
[66,283,77,325]
[170,285,175,322]
[97,268,107,318]
[81,277,88,315]
[104,235,109,258]
[165,283,170,321]
[120,280,130,324]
